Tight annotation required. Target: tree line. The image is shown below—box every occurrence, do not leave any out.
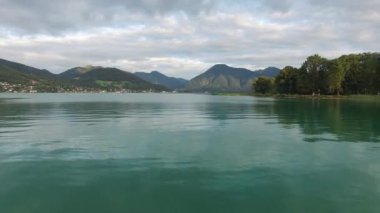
[253,53,380,95]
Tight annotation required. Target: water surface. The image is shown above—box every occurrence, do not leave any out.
[0,93,379,212]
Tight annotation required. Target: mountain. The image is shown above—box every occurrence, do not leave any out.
[134,71,188,90]
[62,67,168,91]
[58,65,102,79]
[0,58,54,77]
[0,58,168,92]
[1,58,279,93]
[254,67,282,77]
[0,58,88,92]
[0,58,56,83]
[186,64,280,92]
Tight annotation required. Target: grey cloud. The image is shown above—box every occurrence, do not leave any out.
[0,0,217,34]
[0,0,379,78]
[258,0,293,12]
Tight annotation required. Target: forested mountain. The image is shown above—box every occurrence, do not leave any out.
[59,66,102,79]
[134,71,188,90]
[0,58,54,78]
[0,58,78,92]
[0,59,168,92]
[186,64,280,92]
[0,58,56,84]
[61,67,169,91]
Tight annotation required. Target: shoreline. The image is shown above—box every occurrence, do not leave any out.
[213,92,380,101]
[1,92,380,102]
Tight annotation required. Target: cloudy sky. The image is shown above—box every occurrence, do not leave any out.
[0,0,379,78]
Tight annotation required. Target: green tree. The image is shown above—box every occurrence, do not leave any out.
[295,69,313,94]
[341,54,361,94]
[253,77,274,94]
[327,60,345,95]
[361,53,379,94]
[374,54,380,94]
[341,53,380,94]
[301,54,329,94]
[275,52,380,95]
[275,66,299,94]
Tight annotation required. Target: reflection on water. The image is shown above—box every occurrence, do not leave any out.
[0,94,379,213]
[268,99,380,143]
[1,95,379,143]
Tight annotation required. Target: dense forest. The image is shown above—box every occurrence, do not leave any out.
[254,53,380,95]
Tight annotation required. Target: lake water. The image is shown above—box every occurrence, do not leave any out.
[0,93,379,212]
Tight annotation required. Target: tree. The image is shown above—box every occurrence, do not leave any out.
[340,53,380,94]
[272,52,380,95]
[341,54,361,94]
[301,54,329,94]
[253,77,274,94]
[275,66,299,94]
[361,53,379,94]
[327,60,344,95]
[374,55,380,94]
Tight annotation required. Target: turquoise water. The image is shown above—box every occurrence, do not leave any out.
[0,93,379,212]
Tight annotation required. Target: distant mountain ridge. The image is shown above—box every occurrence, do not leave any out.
[0,58,71,93]
[134,71,188,90]
[0,58,57,84]
[0,58,54,78]
[0,58,168,92]
[58,65,102,79]
[60,67,168,91]
[186,64,280,92]
[0,58,280,93]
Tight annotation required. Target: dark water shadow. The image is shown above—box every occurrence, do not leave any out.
[253,98,380,143]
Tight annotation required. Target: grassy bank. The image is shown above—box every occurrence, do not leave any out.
[214,92,380,102]
[259,94,380,102]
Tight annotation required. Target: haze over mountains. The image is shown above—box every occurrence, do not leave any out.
[134,71,188,90]
[0,58,280,93]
